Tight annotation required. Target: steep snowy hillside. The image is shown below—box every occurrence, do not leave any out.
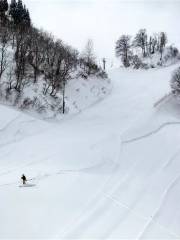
[0,75,111,119]
[0,3,110,118]
[0,64,180,238]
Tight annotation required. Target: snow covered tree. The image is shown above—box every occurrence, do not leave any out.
[82,39,96,63]
[22,6,30,27]
[131,55,143,69]
[9,0,31,27]
[150,34,158,54]
[133,29,148,57]
[115,35,131,67]
[0,0,8,14]
[170,67,180,95]
[148,36,153,55]
[0,27,9,79]
[168,46,179,58]
[14,33,30,92]
[27,28,46,83]
[12,0,23,25]
[9,0,17,19]
[159,32,167,60]
[81,39,97,75]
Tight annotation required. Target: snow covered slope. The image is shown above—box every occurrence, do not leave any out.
[0,64,180,238]
[0,73,111,118]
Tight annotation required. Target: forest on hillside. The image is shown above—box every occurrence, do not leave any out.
[115,29,180,69]
[0,0,107,115]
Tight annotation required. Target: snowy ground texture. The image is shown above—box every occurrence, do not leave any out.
[1,64,180,239]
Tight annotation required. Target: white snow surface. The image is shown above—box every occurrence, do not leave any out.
[1,64,180,239]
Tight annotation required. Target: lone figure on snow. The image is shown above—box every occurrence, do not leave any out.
[21,174,27,185]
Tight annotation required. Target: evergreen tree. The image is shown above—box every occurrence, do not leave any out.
[14,0,24,25]
[9,0,31,27]
[0,0,8,19]
[1,0,8,12]
[9,0,17,20]
[22,6,30,26]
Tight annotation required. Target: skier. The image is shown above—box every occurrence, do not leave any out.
[21,174,27,185]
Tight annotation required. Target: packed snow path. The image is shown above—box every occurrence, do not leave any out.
[0,65,180,238]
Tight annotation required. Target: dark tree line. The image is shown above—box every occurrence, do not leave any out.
[0,0,102,113]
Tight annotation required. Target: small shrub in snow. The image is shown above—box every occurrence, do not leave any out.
[21,98,34,110]
[157,61,162,66]
[96,70,108,79]
[142,64,150,70]
[131,55,143,69]
[150,64,155,68]
[168,46,179,58]
[14,92,22,106]
[170,67,180,95]
[164,46,180,62]
[77,71,88,79]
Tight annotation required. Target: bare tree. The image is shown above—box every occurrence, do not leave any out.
[133,29,148,57]
[14,28,30,92]
[159,32,167,61]
[150,34,158,54]
[81,39,96,75]
[115,35,131,67]
[27,28,46,83]
[171,67,180,95]
[60,46,78,113]
[0,27,9,79]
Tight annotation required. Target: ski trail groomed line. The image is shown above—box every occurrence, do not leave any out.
[0,114,21,132]
[122,121,180,144]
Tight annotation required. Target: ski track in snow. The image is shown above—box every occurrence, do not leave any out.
[1,65,180,238]
[0,114,21,132]
[1,111,180,237]
[60,119,180,239]
[163,147,180,170]
[0,134,120,188]
[58,137,123,238]
[122,121,180,144]
[0,120,46,149]
[138,175,180,239]
[1,111,180,238]
[103,193,178,239]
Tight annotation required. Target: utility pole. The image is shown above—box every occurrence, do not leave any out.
[62,78,66,114]
[103,58,106,71]
[61,60,66,114]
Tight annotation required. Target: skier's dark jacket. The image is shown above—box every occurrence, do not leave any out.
[21,175,26,181]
